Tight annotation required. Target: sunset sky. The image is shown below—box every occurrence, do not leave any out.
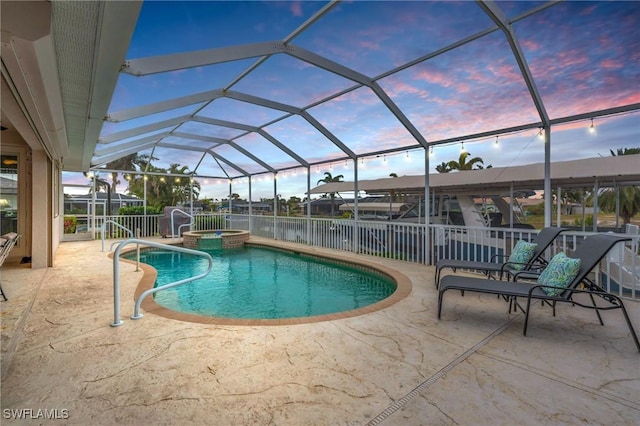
[63,1,640,200]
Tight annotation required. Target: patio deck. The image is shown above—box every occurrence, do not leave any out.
[1,237,638,425]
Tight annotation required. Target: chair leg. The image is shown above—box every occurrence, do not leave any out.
[0,283,7,301]
[522,296,533,336]
[437,290,445,319]
[619,303,640,352]
[587,293,604,326]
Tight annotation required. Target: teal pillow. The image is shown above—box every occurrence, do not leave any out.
[507,240,537,270]
[537,252,581,296]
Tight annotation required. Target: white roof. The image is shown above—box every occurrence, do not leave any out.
[339,203,410,212]
[309,155,640,195]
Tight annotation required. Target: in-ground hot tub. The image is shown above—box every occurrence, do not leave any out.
[182,229,250,250]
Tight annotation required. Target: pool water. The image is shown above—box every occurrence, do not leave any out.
[131,246,396,319]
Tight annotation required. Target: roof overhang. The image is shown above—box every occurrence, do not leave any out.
[0,1,141,170]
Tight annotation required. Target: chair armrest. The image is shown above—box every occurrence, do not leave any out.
[513,270,542,282]
[490,253,509,262]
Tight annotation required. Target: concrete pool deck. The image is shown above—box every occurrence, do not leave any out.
[1,237,639,425]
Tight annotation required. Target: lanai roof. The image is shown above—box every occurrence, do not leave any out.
[3,1,639,181]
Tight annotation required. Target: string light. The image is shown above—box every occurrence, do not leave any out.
[589,118,596,134]
[538,128,544,140]
[494,135,499,148]
[461,142,466,152]
[429,146,434,157]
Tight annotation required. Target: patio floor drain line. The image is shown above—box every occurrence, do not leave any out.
[366,315,520,426]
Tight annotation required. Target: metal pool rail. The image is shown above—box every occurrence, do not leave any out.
[101,220,134,252]
[110,238,213,327]
[170,209,194,239]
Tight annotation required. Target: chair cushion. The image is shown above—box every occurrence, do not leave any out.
[507,240,537,270]
[537,252,581,296]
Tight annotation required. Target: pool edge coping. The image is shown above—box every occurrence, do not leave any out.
[116,238,413,326]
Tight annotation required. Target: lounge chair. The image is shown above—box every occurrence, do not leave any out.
[437,233,640,352]
[434,226,565,288]
[0,233,20,301]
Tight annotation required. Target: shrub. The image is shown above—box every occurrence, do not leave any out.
[118,205,162,215]
[573,215,594,227]
[63,216,77,234]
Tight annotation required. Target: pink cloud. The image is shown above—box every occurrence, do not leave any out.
[383,78,430,99]
[290,1,302,17]
[521,38,541,52]
[600,58,623,69]
[413,69,455,88]
[578,4,597,17]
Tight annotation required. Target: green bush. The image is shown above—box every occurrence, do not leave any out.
[524,203,545,215]
[63,216,77,234]
[118,205,162,215]
[573,215,594,227]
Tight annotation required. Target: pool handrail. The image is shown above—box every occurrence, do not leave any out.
[110,238,213,327]
[170,209,194,239]
[101,220,134,252]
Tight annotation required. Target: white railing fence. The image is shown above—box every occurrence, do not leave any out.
[71,212,639,300]
[95,215,162,239]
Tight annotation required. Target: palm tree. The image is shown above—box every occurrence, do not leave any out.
[598,186,640,224]
[167,163,200,206]
[609,147,640,156]
[317,172,344,217]
[435,162,451,173]
[83,172,110,193]
[598,148,640,224]
[106,153,141,194]
[447,152,484,171]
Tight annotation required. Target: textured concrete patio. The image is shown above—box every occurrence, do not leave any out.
[1,238,638,425]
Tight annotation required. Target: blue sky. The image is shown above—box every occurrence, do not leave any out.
[64,1,640,200]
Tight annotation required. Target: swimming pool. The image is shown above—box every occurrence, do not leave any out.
[128,244,403,323]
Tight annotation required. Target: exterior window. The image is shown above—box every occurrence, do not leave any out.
[0,154,18,234]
